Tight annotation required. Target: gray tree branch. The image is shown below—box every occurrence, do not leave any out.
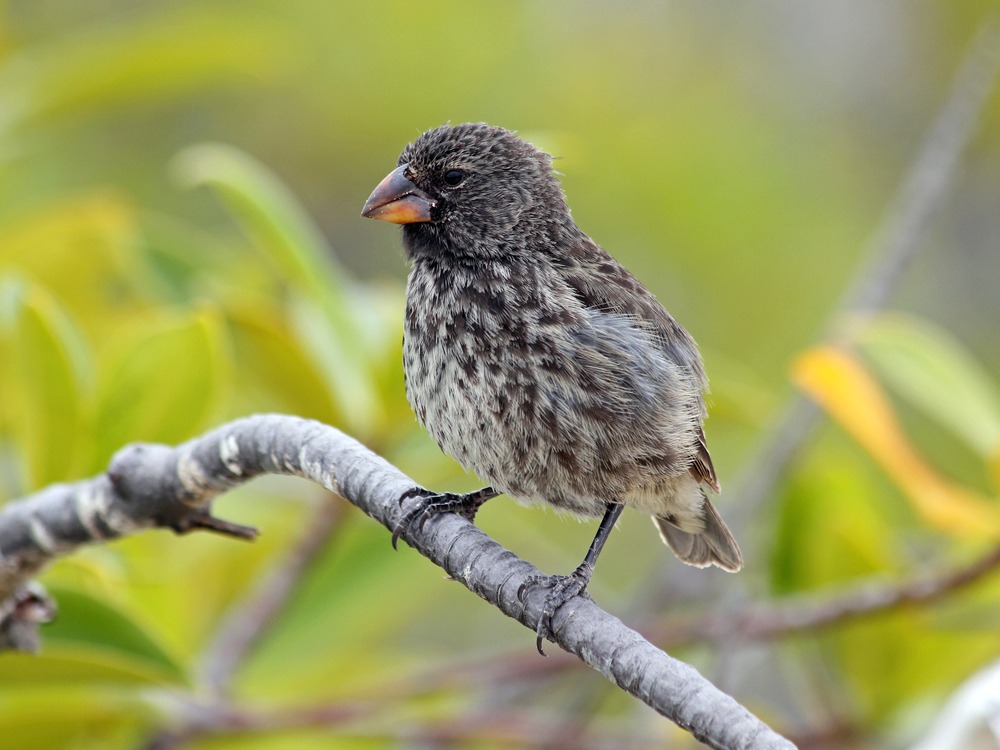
[0,414,794,750]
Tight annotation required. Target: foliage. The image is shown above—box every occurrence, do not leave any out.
[0,3,999,749]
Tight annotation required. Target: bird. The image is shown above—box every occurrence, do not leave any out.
[361,123,742,653]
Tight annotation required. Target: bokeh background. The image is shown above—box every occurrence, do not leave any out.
[1,2,1000,749]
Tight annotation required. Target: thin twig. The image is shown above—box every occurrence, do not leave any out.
[140,699,376,750]
[737,543,1000,641]
[342,712,656,750]
[145,698,662,750]
[656,543,1000,646]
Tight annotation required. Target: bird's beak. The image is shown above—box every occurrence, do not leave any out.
[361,165,436,224]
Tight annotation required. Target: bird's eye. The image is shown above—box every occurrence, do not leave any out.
[443,169,465,187]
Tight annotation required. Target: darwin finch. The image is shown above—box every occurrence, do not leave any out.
[362,123,741,651]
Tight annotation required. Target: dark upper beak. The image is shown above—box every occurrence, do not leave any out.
[361,165,435,224]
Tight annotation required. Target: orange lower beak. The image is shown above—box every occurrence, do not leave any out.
[361,165,435,224]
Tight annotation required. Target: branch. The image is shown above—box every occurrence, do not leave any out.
[0,414,795,750]
[656,542,1000,646]
[145,699,674,750]
[735,543,1000,640]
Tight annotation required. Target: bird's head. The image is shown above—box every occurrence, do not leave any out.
[362,123,570,260]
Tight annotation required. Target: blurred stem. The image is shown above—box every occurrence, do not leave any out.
[740,542,1000,639]
[143,700,658,750]
[727,13,1000,534]
[656,542,1000,646]
[143,495,348,750]
[141,699,377,750]
[196,495,348,695]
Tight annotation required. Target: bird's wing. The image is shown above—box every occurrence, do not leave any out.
[559,237,720,491]
[557,237,707,386]
[691,428,720,492]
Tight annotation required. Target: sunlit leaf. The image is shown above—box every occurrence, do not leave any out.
[0,688,148,748]
[226,306,341,424]
[792,346,1000,537]
[172,143,381,432]
[171,143,349,300]
[40,588,188,684]
[856,313,1000,458]
[0,278,90,491]
[0,192,141,331]
[91,308,228,468]
[0,7,291,126]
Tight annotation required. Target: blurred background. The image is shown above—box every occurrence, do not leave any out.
[1,1,999,748]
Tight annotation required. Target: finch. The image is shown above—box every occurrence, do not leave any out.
[362,123,741,652]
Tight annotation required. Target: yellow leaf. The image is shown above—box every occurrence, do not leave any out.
[0,280,89,490]
[89,307,229,471]
[0,192,145,338]
[792,346,1000,538]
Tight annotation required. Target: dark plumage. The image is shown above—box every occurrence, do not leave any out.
[362,123,742,651]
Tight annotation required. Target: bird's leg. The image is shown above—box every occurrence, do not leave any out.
[518,502,624,655]
[391,486,499,550]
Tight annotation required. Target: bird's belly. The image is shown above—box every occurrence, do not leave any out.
[403,333,554,500]
[402,330,680,518]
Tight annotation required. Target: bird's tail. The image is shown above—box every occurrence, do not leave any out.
[653,494,742,572]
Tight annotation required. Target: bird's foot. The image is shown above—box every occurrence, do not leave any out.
[518,562,594,656]
[391,486,497,550]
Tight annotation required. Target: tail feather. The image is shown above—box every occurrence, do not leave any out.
[653,496,742,573]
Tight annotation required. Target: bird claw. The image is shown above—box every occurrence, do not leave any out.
[397,486,426,507]
[518,567,592,656]
[390,487,427,548]
[390,486,494,550]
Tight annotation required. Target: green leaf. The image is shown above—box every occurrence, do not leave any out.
[856,313,1000,458]
[0,278,90,491]
[832,604,1000,722]
[38,587,188,685]
[91,308,228,468]
[0,7,291,126]
[235,515,431,699]
[171,143,381,432]
[772,438,899,594]
[226,306,341,424]
[170,142,351,309]
[0,683,152,749]
[286,293,383,435]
